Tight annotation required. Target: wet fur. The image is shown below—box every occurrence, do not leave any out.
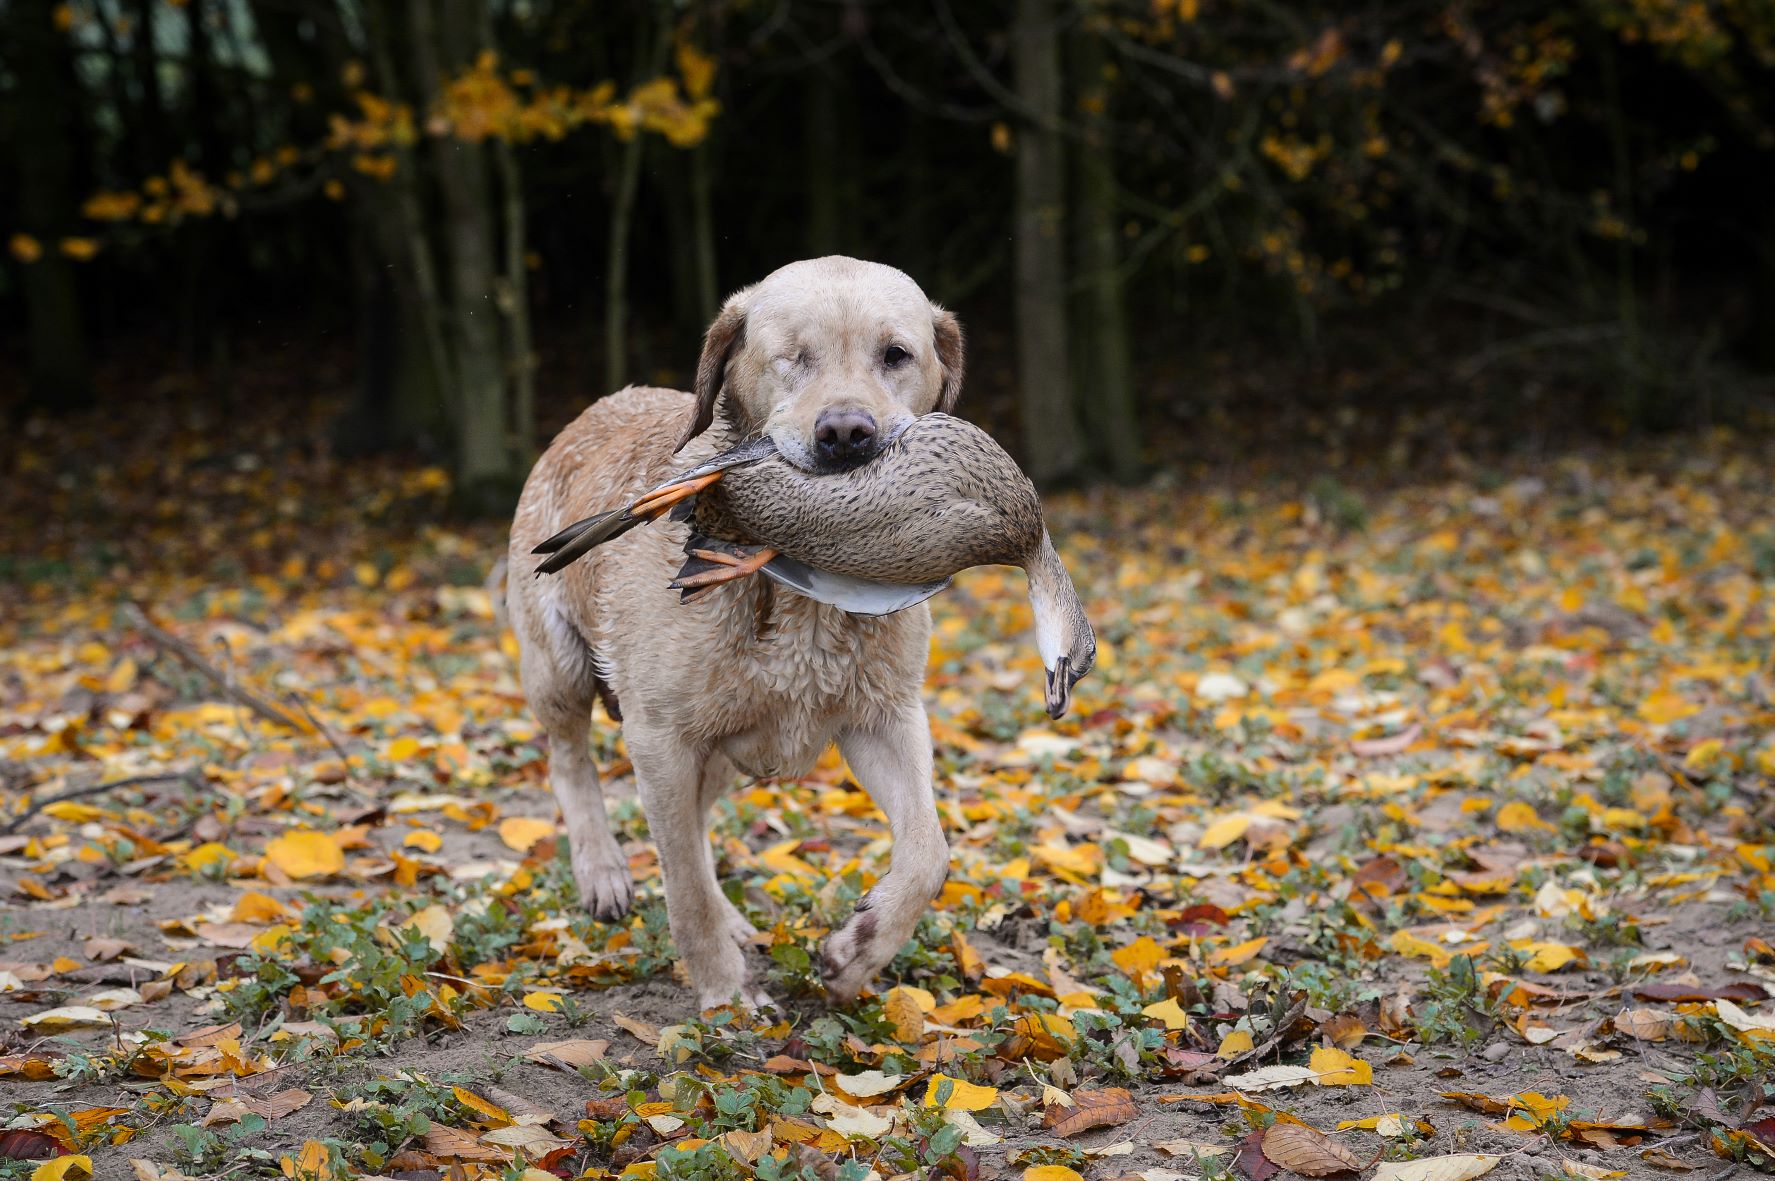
[505,258,963,1010]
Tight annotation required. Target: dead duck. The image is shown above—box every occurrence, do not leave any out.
[533,414,1097,717]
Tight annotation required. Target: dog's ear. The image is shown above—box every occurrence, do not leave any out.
[932,306,966,414]
[678,295,748,453]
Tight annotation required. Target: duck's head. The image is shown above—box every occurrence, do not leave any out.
[1029,538,1097,720]
[675,257,966,474]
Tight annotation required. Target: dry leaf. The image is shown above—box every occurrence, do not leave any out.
[525,1038,609,1070]
[1259,1123,1366,1176]
[1372,1155,1503,1181]
[1042,1087,1138,1138]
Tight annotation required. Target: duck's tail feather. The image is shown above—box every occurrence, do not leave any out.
[532,508,643,575]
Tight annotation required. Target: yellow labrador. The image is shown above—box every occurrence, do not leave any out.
[506,257,964,1009]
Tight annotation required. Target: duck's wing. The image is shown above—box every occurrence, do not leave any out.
[760,554,951,617]
[670,535,949,616]
[532,437,779,577]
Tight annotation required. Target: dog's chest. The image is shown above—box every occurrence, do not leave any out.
[700,587,922,776]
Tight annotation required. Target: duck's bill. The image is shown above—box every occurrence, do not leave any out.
[1044,655,1074,719]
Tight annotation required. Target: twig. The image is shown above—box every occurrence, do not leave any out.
[4,769,199,834]
[124,601,311,733]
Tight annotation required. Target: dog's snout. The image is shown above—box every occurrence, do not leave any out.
[813,408,879,464]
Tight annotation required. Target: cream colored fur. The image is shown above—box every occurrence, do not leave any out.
[505,257,965,1010]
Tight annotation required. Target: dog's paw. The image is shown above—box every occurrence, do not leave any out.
[697,983,778,1014]
[819,904,887,1004]
[573,853,634,922]
[720,897,761,949]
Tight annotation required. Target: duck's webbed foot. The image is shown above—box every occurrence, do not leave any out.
[670,541,780,601]
[629,472,723,520]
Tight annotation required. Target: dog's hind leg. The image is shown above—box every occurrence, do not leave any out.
[822,702,950,1002]
[628,721,773,1011]
[517,612,633,921]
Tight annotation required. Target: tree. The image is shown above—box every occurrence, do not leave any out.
[1012,0,1081,486]
[5,0,93,411]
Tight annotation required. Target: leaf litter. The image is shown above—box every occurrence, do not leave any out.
[1,405,1774,1177]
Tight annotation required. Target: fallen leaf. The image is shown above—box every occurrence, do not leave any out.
[1372,1155,1502,1181]
[498,816,555,852]
[525,1039,609,1070]
[923,1074,998,1111]
[263,831,344,879]
[1042,1087,1137,1137]
[1260,1123,1366,1176]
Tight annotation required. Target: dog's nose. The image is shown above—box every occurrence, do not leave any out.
[813,409,879,463]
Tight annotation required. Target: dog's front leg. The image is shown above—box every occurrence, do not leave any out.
[627,719,774,1012]
[822,702,950,1002]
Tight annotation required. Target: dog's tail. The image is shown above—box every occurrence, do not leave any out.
[485,556,509,632]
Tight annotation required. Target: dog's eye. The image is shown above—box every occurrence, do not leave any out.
[882,345,910,368]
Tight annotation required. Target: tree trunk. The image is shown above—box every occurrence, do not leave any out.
[6,0,93,411]
[1012,0,1080,484]
[807,64,842,257]
[1073,28,1140,484]
[691,141,720,325]
[604,128,647,392]
[411,0,519,515]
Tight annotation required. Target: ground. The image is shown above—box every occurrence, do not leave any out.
[1,399,1773,1181]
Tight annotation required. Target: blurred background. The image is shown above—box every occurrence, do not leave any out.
[3,0,1774,516]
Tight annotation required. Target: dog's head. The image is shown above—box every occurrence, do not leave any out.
[676,257,965,471]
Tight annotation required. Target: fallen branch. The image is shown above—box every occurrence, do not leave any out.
[4,769,200,834]
[124,602,311,733]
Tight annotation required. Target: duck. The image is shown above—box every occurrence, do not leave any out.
[532,414,1097,717]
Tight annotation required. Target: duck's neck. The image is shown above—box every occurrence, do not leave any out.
[1027,534,1085,670]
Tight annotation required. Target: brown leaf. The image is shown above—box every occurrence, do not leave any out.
[421,1126,501,1162]
[1319,1013,1368,1049]
[610,1012,660,1044]
[1259,1123,1367,1176]
[1235,1131,1279,1181]
[1041,1087,1137,1138]
[1351,724,1421,756]
[84,937,133,961]
[241,1089,313,1121]
[1638,1147,1697,1171]
[1631,982,1768,1003]
[524,1038,609,1071]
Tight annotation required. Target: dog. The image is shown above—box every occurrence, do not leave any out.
[506,257,967,1010]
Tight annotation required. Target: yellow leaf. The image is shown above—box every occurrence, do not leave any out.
[1217,1029,1254,1058]
[403,905,454,951]
[1509,940,1583,973]
[498,816,555,852]
[1110,935,1165,975]
[883,987,927,1043]
[523,991,565,1013]
[1494,802,1550,833]
[1198,814,1251,849]
[180,842,238,874]
[32,1157,93,1181]
[59,237,100,260]
[280,1141,333,1180]
[231,891,289,923]
[452,1086,512,1125]
[404,829,443,852]
[263,831,344,879]
[1024,1169,1083,1181]
[9,234,43,263]
[1142,996,1190,1031]
[1310,1046,1373,1085]
[1209,936,1269,967]
[923,1074,998,1111]
[1638,691,1700,726]
[385,735,421,761]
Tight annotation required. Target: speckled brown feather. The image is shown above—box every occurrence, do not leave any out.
[681,414,1045,584]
